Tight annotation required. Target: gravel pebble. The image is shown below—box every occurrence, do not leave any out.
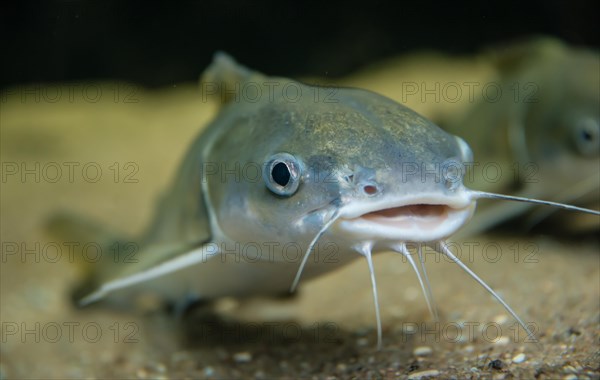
[170,351,191,364]
[512,353,526,364]
[203,366,215,377]
[463,345,474,353]
[356,337,369,347]
[153,363,166,374]
[493,336,510,345]
[493,314,508,324]
[135,368,148,379]
[562,375,578,380]
[233,352,252,363]
[488,359,504,370]
[408,369,440,379]
[413,346,433,356]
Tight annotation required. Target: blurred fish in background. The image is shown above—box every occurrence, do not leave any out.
[438,38,599,236]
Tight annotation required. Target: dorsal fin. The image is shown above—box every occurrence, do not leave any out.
[484,36,567,75]
[200,52,267,104]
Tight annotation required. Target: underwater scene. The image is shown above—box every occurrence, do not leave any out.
[1,2,599,379]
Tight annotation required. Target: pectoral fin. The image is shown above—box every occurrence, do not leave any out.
[79,242,220,306]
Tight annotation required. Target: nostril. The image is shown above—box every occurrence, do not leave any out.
[363,185,379,196]
[442,158,464,192]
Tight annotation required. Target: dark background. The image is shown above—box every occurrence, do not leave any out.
[1,0,598,88]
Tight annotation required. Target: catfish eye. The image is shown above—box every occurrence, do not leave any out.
[572,118,599,156]
[263,153,302,196]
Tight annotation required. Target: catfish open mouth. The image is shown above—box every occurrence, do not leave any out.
[362,204,448,222]
[337,201,475,242]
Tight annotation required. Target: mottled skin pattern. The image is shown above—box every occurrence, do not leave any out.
[207,86,467,246]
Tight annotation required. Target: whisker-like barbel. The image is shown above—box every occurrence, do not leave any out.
[416,244,438,321]
[391,243,438,321]
[525,176,600,229]
[290,207,341,293]
[354,242,383,350]
[437,240,538,344]
[470,190,600,216]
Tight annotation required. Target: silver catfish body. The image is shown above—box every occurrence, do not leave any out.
[84,52,475,305]
[79,53,599,348]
